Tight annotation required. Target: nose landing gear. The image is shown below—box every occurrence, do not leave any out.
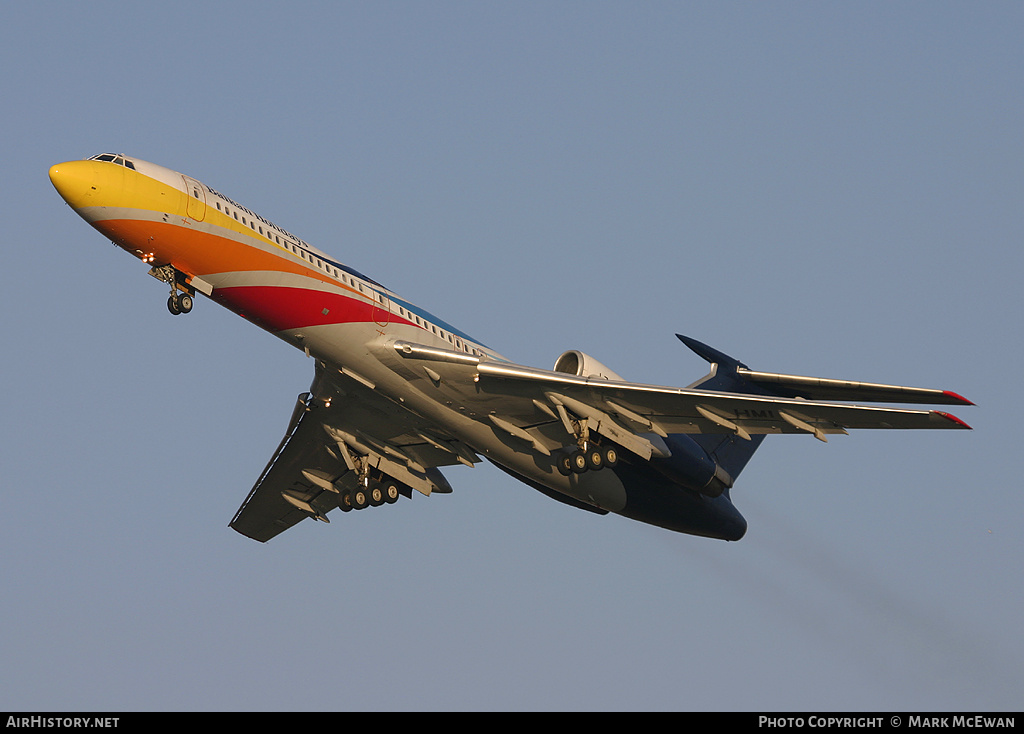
[149,264,195,315]
[167,292,193,315]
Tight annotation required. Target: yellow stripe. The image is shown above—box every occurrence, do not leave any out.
[55,159,365,297]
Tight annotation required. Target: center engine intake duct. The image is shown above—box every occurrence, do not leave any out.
[553,350,625,381]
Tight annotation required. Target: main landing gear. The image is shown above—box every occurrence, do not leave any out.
[149,264,195,315]
[339,473,405,512]
[557,442,619,476]
[554,413,620,476]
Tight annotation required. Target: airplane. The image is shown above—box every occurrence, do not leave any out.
[49,153,973,542]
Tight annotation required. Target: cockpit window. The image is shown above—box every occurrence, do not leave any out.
[88,153,135,169]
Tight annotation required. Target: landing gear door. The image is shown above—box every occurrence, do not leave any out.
[182,175,207,222]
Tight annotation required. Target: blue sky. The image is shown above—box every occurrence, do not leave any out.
[2,1,1021,711]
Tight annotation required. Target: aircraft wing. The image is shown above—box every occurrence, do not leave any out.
[390,342,971,464]
[229,361,479,542]
[475,359,969,442]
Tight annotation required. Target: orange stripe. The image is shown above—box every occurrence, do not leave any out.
[99,217,347,289]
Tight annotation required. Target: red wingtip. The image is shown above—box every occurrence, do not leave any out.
[942,390,975,406]
[934,411,972,429]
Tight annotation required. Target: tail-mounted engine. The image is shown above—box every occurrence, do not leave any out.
[553,350,625,381]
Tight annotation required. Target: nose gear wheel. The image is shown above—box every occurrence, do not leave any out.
[150,264,195,315]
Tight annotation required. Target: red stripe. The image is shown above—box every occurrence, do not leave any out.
[213,285,415,332]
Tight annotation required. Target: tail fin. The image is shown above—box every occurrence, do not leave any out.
[676,334,770,481]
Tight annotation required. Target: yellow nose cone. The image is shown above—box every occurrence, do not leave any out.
[49,159,119,209]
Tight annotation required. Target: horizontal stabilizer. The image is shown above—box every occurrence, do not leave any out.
[677,334,747,370]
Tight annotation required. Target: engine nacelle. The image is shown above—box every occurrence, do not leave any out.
[649,434,734,498]
[553,350,625,381]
